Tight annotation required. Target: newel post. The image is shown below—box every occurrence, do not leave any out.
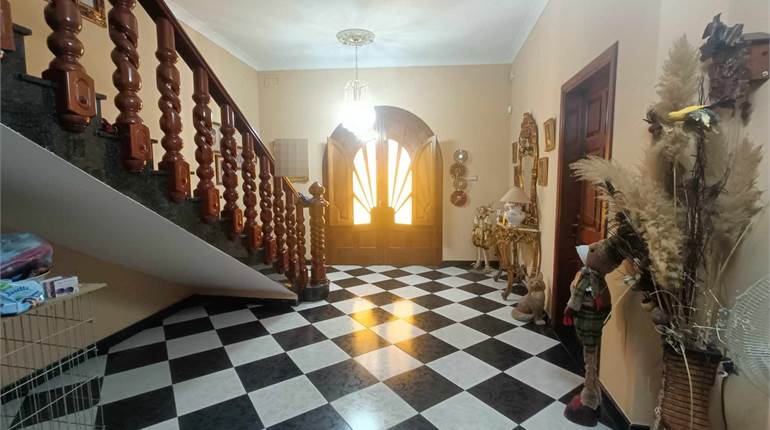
[42,0,96,133]
[109,0,151,172]
[305,182,329,301]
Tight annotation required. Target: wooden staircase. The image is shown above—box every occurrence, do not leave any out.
[0,0,329,302]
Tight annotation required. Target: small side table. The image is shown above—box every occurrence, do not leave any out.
[493,224,541,300]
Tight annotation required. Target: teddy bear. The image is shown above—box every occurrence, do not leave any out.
[511,271,546,325]
[562,237,625,427]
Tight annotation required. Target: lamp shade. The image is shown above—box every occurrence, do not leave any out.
[499,186,529,203]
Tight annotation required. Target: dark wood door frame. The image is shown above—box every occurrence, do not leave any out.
[551,42,618,329]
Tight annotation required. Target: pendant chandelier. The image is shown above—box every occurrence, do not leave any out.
[337,28,376,137]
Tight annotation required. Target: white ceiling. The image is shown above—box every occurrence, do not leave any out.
[168,0,548,71]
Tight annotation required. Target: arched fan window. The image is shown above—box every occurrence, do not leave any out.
[352,140,377,225]
[387,139,412,225]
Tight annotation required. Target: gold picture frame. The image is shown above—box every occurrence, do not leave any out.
[537,157,549,186]
[544,117,556,152]
[513,165,522,188]
[511,141,519,164]
[46,0,106,27]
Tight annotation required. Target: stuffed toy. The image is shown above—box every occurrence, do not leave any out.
[563,238,624,427]
[511,271,546,325]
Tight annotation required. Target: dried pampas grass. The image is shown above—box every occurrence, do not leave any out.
[654,35,701,116]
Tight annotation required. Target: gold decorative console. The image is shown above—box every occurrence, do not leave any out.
[494,224,541,300]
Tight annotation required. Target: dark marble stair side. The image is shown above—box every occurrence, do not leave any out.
[1,24,277,286]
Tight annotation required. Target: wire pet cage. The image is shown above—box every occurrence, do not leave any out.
[1,284,105,429]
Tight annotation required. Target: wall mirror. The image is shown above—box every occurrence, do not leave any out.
[517,113,539,227]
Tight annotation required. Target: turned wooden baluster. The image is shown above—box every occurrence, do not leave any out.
[192,67,219,223]
[219,104,243,239]
[273,175,287,273]
[309,182,329,293]
[1,0,15,52]
[242,133,261,252]
[284,182,298,281]
[259,155,276,264]
[295,201,309,292]
[109,0,150,172]
[42,0,96,132]
[155,17,190,202]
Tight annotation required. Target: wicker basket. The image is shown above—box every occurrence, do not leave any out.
[657,345,721,430]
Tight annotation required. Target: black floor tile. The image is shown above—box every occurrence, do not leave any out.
[419,271,450,280]
[14,379,101,425]
[468,373,553,423]
[203,301,249,316]
[522,321,560,340]
[326,289,356,303]
[373,279,409,290]
[388,414,438,430]
[170,347,232,383]
[268,404,351,430]
[351,307,398,327]
[298,304,344,323]
[404,311,455,332]
[538,344,583,375]
[306,359,378,402]
[458,272,490,282]
[380,269,411,279]
[413,281,451,293]
[395,334,457,363]
[105,342,168,375]
[178,394,261,430]
[385,366,462,411]
[464,338,531,370]
[458,282,497,296]
[251,305,294,319]
[272,325,327,351]
[216,320,269,345]
[97,386,176,430]
[235,353,302,392]
[345,268,373,276]
[332,329,391,357]
[461,315,516,337]
[335,277,368,288]
[410,294,453,310]
[459,297,506,313]
[363,292,403,306]
[164,317,215,340]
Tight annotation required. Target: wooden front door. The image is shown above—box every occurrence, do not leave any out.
[552,44,617,331]
[324,106,442,266]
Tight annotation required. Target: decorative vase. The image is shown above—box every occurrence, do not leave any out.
[655,345,721,430]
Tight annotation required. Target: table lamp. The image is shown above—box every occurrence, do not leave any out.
[499,187,529,226]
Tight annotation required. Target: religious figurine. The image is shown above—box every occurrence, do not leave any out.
[471,205,494,272]
[563,238,625,427]
[511,271,546,325]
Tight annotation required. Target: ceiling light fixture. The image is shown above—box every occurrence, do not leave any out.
[337,28,376,137]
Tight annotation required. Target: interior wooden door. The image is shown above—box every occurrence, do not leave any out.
[325,106,442,266]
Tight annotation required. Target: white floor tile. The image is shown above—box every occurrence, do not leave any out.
[430,323,489,349]
[249,375,327,427]
[395,274,431,286]
[494,327,560,355]
[390,286,430,299]
[478,277,510,289]
[422,391,515,430]
[427,351,499,389]
[434,288,476,302]
[432,303,482,322]
[209,308,258,329]
[487,306,529,326]
[482,290,520,305]
[332,298,377,314]
[367,265,397,273]
[380,301,428,318]
[354,345,423,380]
[100,361,171,404]
[347,284,386,297]
[287,340,350,373]
[506,357,584,399]
[293,300,329,311]
[109,326,165,353]
[437,267,467,276]
[259,312,310,334]
[225,335,284,366]
[400,266,432,274]
[313,315,366,339]
[165,330,222,360]
[31,355,107,393]
[328,271,354,281]
[332,383,417,430]
[371,319,425,344]
[521,400,613,430]
[141,418,180,430]
[333,265,362,271]
[435,277,473,288]
[358,273,390,284]
[163,306,208,325]
[329,282,343,291]
[173,368,245,415]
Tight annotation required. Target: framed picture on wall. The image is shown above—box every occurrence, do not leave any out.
[511,141,518,164]
[513,165,522,187]
[544,117,556,152]
[45,0,106,27]
[538,157,549,186]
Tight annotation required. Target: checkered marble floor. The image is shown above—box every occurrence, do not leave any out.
[5,265,620,430]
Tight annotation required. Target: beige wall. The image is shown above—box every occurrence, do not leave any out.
[10,0,261,202]
[510,0,769,426]
[258,65,512,260]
